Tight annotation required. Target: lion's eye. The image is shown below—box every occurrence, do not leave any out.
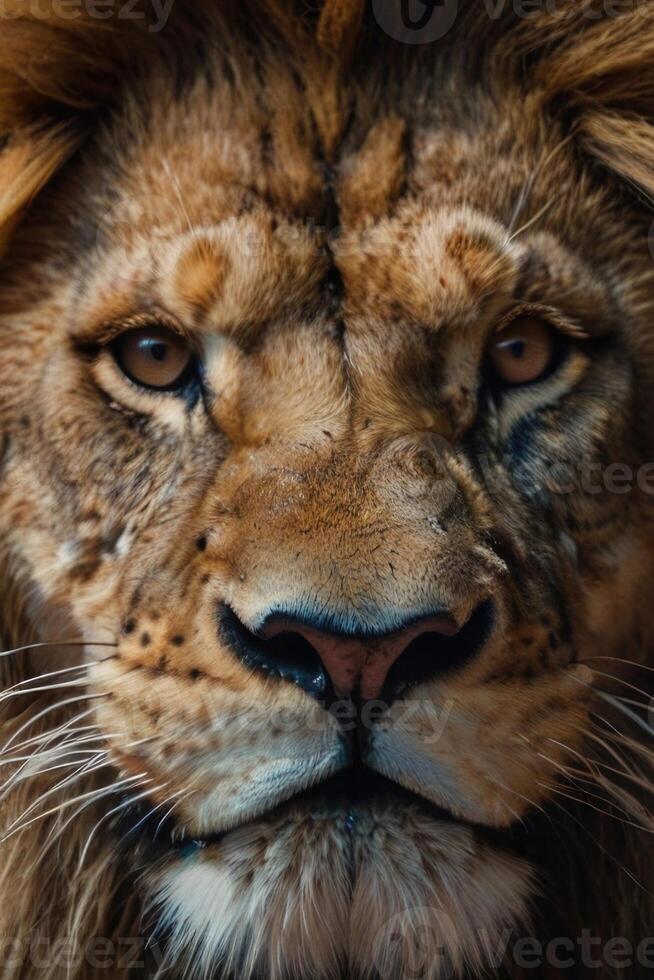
[112,326,194,390]
[487,316,555,386]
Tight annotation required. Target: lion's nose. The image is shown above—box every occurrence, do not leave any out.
[219,602,493,703]
[261,613,462,701]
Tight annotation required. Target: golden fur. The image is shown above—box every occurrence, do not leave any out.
[0,1,653,977]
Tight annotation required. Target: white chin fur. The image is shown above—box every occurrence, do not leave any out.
[149,797,532,980]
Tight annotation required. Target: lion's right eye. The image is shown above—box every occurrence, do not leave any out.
[111,326,194,391]
[487,315,555,387]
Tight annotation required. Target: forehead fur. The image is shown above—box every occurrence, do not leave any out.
[1,0,654,271]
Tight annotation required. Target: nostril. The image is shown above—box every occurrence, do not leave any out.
[218,601,494,706]
[382,599,494,701]
[218,605,332,701]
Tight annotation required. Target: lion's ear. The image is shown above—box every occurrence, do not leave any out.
[527,4,654,201]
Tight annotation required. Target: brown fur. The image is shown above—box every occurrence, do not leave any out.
[1,1,653,978]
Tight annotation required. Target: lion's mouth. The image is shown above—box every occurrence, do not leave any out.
[132,767,516,860]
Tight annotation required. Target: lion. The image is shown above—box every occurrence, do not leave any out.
[0,0,653,977]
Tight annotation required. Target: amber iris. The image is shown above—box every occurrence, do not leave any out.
[488,316,554,386]
[114,326,193,390]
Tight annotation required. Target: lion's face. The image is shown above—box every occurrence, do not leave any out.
[2,22,654,980]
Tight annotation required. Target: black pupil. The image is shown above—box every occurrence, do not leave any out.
[508,340,525,359]
[144,340,169,362]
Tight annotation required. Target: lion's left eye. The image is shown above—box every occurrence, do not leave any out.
[487,316,555,386]
[112,326,194,391]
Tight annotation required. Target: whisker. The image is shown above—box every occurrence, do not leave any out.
[5,753,108,785]
[154,792,192,842]
[538,780,653,834]
[590,720,654,765]
[1,725,156,800]
[560,732,653,795]
[57,731,116,751]
[579,655,654,673]
[559,768,641,813]
[0,773,148,845]
[537,750,643,823]
[1,663,87,696]
[0,641,117,660]
[2,660,151,758]
[121,788,190,847]
[597,691,653,736]
[0,723,103,791]
[544,795,654,897]
[0,728,104,800]
[1,694,108,754]
[506,132,574,238]
[549,734,637,776]
[8,713,99,755]
[0,678,93,703]
[592,671,653,705]
[484,769,548,822]
[0,748,103,768]
[41,777,126,855]
[77,782,168,871]
[592,710,652,744]
[0,655,117,700]
[507,189,564,243]
[601,691,654,712]
[566,663,653,711]
[2,751,113,828]
[1,661,138,711]
[40,758,154,864]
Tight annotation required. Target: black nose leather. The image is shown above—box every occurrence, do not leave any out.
[218,601,493,704]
